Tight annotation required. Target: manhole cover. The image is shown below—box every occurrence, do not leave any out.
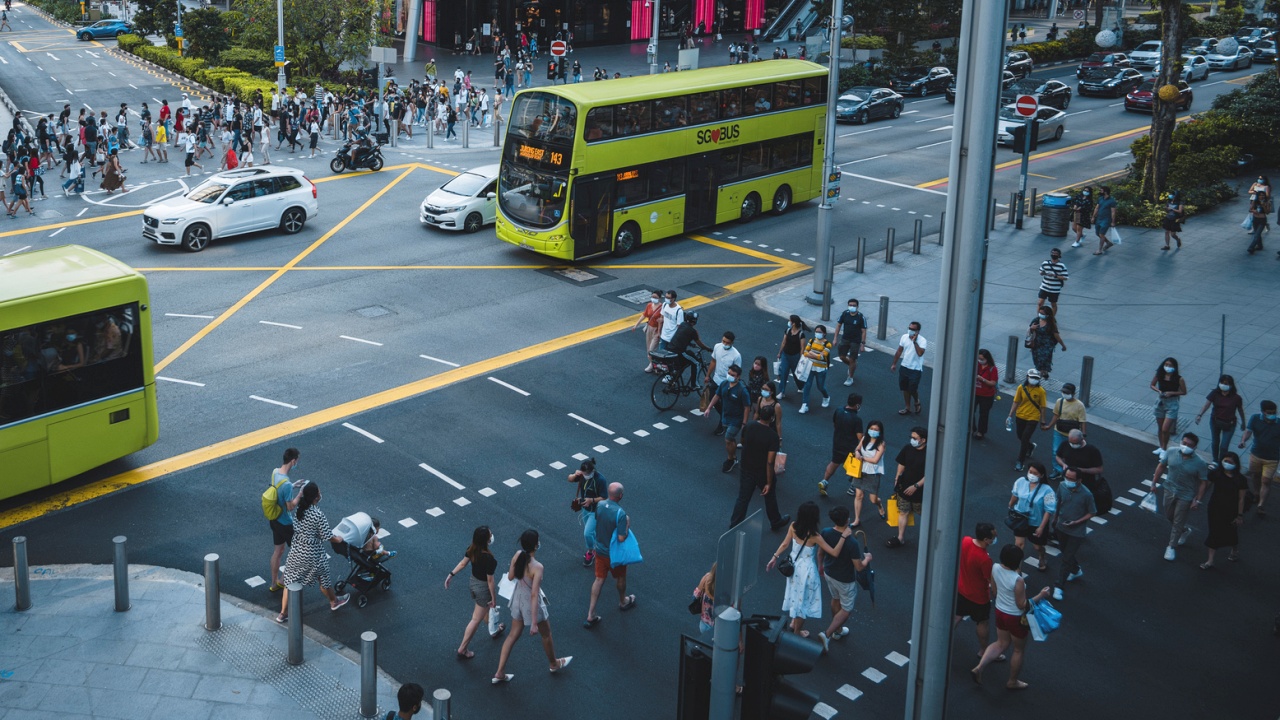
[556,268,598,282]
[354,305,394,318]
[617,289,652,304]
[539,267,615,287]
[37,210,65,219]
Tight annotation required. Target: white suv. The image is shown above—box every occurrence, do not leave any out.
[1129,41,1162,68]
[143,167,318,252]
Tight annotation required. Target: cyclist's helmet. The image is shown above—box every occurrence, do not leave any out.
[686,312,699,325]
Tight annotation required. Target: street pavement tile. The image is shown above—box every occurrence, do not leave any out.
[246,682,297,708]
[33,658,95,686]
[36,684,92,714]
[84,662,150,691]
[141,667,204,698]
[190,675,255,704]
[0,681,47,711]
[124,641,189,670]
[87,687,161,719]
[0,656,41,683]
[49,638,136,664]
[146,696,216,720]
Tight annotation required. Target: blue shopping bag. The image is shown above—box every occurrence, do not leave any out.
[1028,599,1061,641]
[608,510,643,568]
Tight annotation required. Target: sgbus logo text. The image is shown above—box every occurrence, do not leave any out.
[696,124,740,145]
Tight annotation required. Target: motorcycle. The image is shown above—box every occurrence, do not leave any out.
[330,140,384,173]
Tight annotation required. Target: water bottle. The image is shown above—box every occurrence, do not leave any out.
[1005,417,1014,432]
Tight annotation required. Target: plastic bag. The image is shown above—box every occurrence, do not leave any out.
[1242,214,1254,231]
[1107,226,1122,244]
[793,356,813,383]
[774,451,787,475]
[1028,599,1061,641]
[1139,490,1158,513]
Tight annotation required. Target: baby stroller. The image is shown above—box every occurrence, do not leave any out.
[329,512,392,608]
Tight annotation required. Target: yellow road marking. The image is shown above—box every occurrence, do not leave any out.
[1047,169,1126,195]
[0,208,144,239]
[135,262,776,272]
[153,166,417,373]
[1029,173,1056,180]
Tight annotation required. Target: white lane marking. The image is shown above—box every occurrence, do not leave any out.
[550,461,567,470]
[1090,516,1108,525]
[478,487,496,497]
[886,651,909,667]
[250,395,297,409]
[1065,109,1092,117]
[3,246,32,256]
[568,412,614,434]
[399,517,420,527]
[633,429,650,437]
[901,110,919,115]
[690,409,704,417]
[1115,496,1135,506]
[420,462,466,490]
[572,452,589,461]
[839,154,887,165]
[527,469,544,478]
[1127,487,1147,497]
[1142,479,1154,486]
[838,126,889,138]
[928,125,953,132]
[340,335,383,346]
[245,576,266,588]
[813,703,838,719]
[672,415,688,422]
[841,172,949,196]
[488,377,531,396]
[1108,507,1121,515]
[503,478,521,487]
[1044,545,1061,556]
[862,667,887,683]
[47,228,65,238]
[915,139,951,149]
[77,208,87,216]
[837,684,864,701]
[420,354,460,367]
[156,376,205,387]
[108,71,116,76]
[653,422,669,430]
[453,497,471,507]
[343,422,384,443]
[915,113,953,123]
[613,437,630,445]
[592,444,611,453]
[166,312,215,319]
[0,57,7,65]
[260,320,302,329]
[426,507,446,517]
[128,83,137,89]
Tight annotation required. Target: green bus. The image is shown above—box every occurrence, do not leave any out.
[0,246,158,501]
[496,59,828,260]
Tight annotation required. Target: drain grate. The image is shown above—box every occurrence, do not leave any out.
[354,305,394,318]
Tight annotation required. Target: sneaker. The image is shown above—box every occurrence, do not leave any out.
[842,377,854,386]
[728,458,739,472]
[777,392,785,400]
[1066,569,1084,582]
[1070,241,1082,248]
[583,550,595,567]
[818,480,829,497]
[1177,527,1192,546]
[1152,448,1164,456]
[885,537,904,548]
[1014,461,1025,472]
[821,397,830,408]
[1052,587,1063,601]
[380,549,397,560]
[770,515,792,532]
[799,404,809,414]
[330,593,351,610]
[831,627,850,640]
[817,631,830,654]
[1163,546,1176,561]
[722,458,734,473]
[1029,442,1036,455]
[713,425,726,437]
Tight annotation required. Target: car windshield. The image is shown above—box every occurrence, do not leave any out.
[187,181,229,203]
[1136,42,1160,52]
[898,67,927,78]
[507,92,577,144]
[440,172,489,197]
[1085,53,1109,63]
[998,107,1028,121]
[1082,68,1120,80]
[1134,81,1155,93]
[838,94,866,103]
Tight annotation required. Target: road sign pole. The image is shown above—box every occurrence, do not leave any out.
[649,0,661,74]
[809,0,845,306]
[275,0,286,95]
[1016,115,1032,229]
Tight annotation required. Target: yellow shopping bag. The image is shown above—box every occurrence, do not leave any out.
[886,496,916,527]
[843,452,862,478]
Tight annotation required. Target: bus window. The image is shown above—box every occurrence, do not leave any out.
[802,77,827,105]
[719,149,741,182]
[742,85,773,115]
[721,88,742,119]
[774,81,801,109]
[654,97,688,129]
[689,92,719,124]
[509,93,577,144]
[615,173,649,208]
[740,143,767,177]
[769,137,799,170]
[499,158,568,229]
[585,107,614,142]
[650,160,686,199]
[798,135,815,163]
[614,101,652,137]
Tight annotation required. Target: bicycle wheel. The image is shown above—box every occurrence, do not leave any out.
[651,373,682,411]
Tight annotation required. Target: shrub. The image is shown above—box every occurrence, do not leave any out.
[840,35,888,50]
[838,64,893,92]
[116,33,146,52]
[218,47,273,77]
[221,75,278,104]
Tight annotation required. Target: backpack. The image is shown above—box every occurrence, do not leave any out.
[262,476,287,520]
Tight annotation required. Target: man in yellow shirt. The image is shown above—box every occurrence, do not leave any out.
[1008,369,1047,472]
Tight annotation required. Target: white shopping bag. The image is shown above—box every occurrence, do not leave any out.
[1107,227,1122,244]
[1139,490,1158,513]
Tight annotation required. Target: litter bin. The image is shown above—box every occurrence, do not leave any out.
[1040,192,1070,237]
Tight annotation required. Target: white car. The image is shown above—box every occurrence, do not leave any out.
[1129,40,1162,68]
[1206,44,1254,70]
[1153,54,1211,82]
[420,164,499,233]
[996,105,1066,146]
[143,167,318,252]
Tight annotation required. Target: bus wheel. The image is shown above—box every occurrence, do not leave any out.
[771,186,792,215]
[739,193,761,223]
[182,224,211,252]
[612,221,640,257]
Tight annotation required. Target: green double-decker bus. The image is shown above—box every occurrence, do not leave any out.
[0,246,158,501]
[496,59,828,260]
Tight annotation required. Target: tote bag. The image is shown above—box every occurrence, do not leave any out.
[609,510,644,568]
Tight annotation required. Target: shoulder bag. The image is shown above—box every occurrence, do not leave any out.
[609,510,643,568]
[776,543,798,577]
[1054,399,1082,433]
[843,452,862,479]
[1005,484,1045,533]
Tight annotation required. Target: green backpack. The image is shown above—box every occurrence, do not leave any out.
[262,477,286,520]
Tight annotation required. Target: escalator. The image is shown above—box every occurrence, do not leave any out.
[761,0,804,41]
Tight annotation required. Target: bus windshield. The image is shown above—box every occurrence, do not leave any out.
[499,144,569,229]
[508,92,578,144]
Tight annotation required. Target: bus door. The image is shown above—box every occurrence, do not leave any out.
[684,152,717,232]
[571,177,614,259]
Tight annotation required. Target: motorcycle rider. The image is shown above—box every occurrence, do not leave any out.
[348,121,373,170]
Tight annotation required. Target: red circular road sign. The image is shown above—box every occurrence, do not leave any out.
[1014,94,1038,117]
[550,40,568,56]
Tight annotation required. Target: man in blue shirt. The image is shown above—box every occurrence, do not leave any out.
[817,506,865,652]
[584,482,635,627]
[268,448,301,592]
[704,364,752,474]
[1239,399,1280,517]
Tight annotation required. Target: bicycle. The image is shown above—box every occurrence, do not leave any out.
[650,349,709,411]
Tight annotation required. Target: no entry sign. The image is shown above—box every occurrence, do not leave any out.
[550,40,567,57]
[1014,94,1038,117]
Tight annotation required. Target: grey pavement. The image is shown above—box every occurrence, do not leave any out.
[0,564,413,720]
[758,177,1280,443]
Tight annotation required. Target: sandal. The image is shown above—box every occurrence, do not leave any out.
[491,674,514,685]
[914,403,923,414]
[457,650,475,659]
[549,656,573,673]
[878,504,887,521]
[1037,559,1047,572]
[583,616,602,628]
[1199,562,1214,570]
[490,623,506,638]
[619,595,637,612]
[898,408,910,416]
[1228,551,1240,562]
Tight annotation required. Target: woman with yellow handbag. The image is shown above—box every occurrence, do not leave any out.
[849,420,887,526]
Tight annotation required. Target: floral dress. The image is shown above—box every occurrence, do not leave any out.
[1028,318,1056,375]
[780,540,822,620]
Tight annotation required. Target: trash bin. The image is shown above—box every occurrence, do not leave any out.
[1040,192,1070,237]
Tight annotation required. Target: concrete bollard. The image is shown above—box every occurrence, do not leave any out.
[912,219,923,254]
[991,199,999,230]
[855,236,866,274]
[13,536,31,611]
[938,210,946,245]
[287,583,304,665]
[1003,335,1019,384]
[1030,188,1038,217]
[885,228,896,264]
[1008,193,1018,224]
[877,296,890,341]
[360,631,378,718]
[1080,355,1095,408]
[462,117,470,148]
[432,689,452,720]
[203,553,221,631]
[493,114,502,147]
[113,536,129,612]
[426,118,433,149]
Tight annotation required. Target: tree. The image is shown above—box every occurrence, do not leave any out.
[231,0,384,79]
[181,7,232,61]
[1141,0,1183,200]
[131,0,177,37]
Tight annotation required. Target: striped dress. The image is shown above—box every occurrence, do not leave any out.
[282,505,333,589]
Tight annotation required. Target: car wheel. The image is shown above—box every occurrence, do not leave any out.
[856,110,869,125]
[115,30,125,37]
[918,85,929,97]
[1053,125,1064,141]
[1246,57,1253,68]
[612,221,639,257]
[329,156,346,173]
[739,192,761,223]
[771,185,792,215]
[78,32,91,41]
[463,211,483,233]
[280,207,306,234]
[1061,94,1070,109]
[1182,96,1192,111]
[891,104,902,119]
[182,224,211,252]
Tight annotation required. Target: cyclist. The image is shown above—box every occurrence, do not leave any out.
[665,312,712,382]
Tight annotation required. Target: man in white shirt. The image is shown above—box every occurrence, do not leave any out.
[708,330,741,388]
[657,290,684,351]
[889,321,927,416]
[479,89,490,127]
[182,93,193,114]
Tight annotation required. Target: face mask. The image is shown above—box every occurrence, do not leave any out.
[909,330,918,338]
[1062,480,1077,489]
[991,536,997,545]
[869,429,880,438]
[910,438,921,448]
[849,305,858,312]
[667,298,676,305]
[722,342,732,350]
[815,332,825,340]
[1267,414,1278,421]
[761,390,772,398]
[583,471,594,480]
[66,334,77,342]
[1028,378,1040,386]
[1219,384,1231,392]
[1027,474,1040,484]
[1038,314,1047,320]
[1062,393,1074,401]
[1179,444,1194,455]
[1163,365,1175,373]
[490,534,495,546]
[650,297,660,304]
[1223,462,1237,471]
[535,542,541,551]
[728,376,739,384]
[1069,442,1083,450]
[1083,191,1090,197]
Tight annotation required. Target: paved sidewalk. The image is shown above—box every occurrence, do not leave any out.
[758,178,1280,441]
[0,564,411,720]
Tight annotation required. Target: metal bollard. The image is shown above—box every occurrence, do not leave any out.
[938,210,946,246]
[203,553,221,631]
[1030,188,1038,217]
[877,296,889,341]
[991,199,998,230]
[426,118,433,149]
[1003,335,1019,384]
[493,115,502,147]
[462,117,470,148]
[113,536,129,612]
[287,583,304,665]
[885,228,896,264]
[912,219,922,254]
[1079,355,1094,408]
[432,689,452,720]
[13,536,31,611]
[360,631,378,718]
[855,236,866,274]
[390,119,397,148]
[1008,193,1018,224]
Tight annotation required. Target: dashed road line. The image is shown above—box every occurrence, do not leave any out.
[49,227,64,237]
[343,422,384,443]
[453,497,471,507]
[653,422,669,430]
[4,246,32,256]
[1115,496,1135,506]
[419,462,466,490]
[425,507,445,517]
[260,320,302,329]
[527,469,545,478]
[613,437,630,445]
[156,376,205,387]
[813,703,839,719]
[420,354,460,367]
[572,452,590,461]
[398,517,419,527]
[166,313,215,319]
[633,429,650,438]
[245,576,266,588]
[862,667,887,683]
[837,684,864,702]
[488,376,531,396]
[569,412,615,435]
[503,478,521,487]
[478,487,496,497]
[249,395,297,409]
[340,335,384,346]
[672,415,688,422]
[885,651,909,667]
[550,461,567,470]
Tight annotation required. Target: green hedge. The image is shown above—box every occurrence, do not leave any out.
[218,48,273,77]
[118,38,332,103]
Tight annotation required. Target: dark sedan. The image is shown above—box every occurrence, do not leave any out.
[946,71,1017,104]
[835,87,905,124]
[890,66,954,97]
[1124,80,1192,112]
[1076,52,1132,78]
[1005,50,1034,78]
[1001,78,1073,110]
[1078,67,1145,97]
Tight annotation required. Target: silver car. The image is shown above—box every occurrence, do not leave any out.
[996,105,1066,146]
[420,164,499,233]
[1205,44,1254,70]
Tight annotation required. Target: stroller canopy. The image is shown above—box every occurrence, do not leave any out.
[332,512,374,547]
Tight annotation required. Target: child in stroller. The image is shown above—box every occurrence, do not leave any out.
[329,511,395,608]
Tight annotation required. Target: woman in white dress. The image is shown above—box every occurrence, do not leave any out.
[766,501,851,637]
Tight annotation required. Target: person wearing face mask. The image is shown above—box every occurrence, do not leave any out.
[832,298,867,387]
[492,529,572,683]
[656,290,685,352]
[775,315,807,399]
[1198,451,1246,569]
[1008,369,1047,473]
[1053,429,1103,489]
[973,349,999,439]
[753,380,783,439]
[445,525,505,659]
[819,394,864,498]
[704,364,752,473]
[706,331,743,428]
[56,329,87,371]
[1007,462,1056,572]
[848,420,886,523]
[276,482,350,623]
[1152,432,1209,562]
[799,324,832,414]
[953,523,998,660]
[1051,467,1095,600]
[567,459,605,565]
[1068,186,1093,247]
[1025,306,1065,381]
[745,355,771,399]
[1035,249,1068,314]
[632,289,664,372]
[890,321,927,416]
[1150,357,1187,454]
[1090,185,1118,256]
[1239,400,1280,517]
[1042,383,1086,477]
[971,544,1051,690]
[1196,374,1247,464]
[886,427,928,548]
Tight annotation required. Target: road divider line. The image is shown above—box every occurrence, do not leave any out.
[420,354,460,367]
[568,413,614,434]
[425,507,445,517]
[339,335,383,346]
[839,154,887,165]
[842,172,949,197]
[420,462,466,490]
[49,227,64,237]
[249,395,297,409]
[166,313,215,319]
[915,140,951,149]
[343,422,384,443]
[488,377,531,396]
[3,245,32,256]
[156,376,205,386]
[259,320,303,329]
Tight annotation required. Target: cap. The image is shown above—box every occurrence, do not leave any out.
[1026,368,1041,380]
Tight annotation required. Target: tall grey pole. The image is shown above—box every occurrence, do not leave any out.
[708,606,741,720]
[13,536,31,611]
[275,0,286,95]
[903,0,1007,713]
[112,536,130,612]
[809,1,844,305]
[649,0,662,74]
[203,553,221,631]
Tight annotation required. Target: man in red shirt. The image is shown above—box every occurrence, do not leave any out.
[953,523,999,658]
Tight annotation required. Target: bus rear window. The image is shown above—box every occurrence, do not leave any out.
[508,93,578,144]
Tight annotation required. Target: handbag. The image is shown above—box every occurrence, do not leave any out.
[886,496,915,526]
[774,451,787,474]
[570,498,582,512]
[1005,508,1030,534]
[1028,598,1061,641]
[699,384,713,413]
[1053,400,1082,433]
[776,544,798,577]
[843,452,862,478]
[608,510,643,567]
[688,594,702,615]
[793,356,813,383]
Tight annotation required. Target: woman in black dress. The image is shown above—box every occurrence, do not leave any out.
[1198,451,1247,569]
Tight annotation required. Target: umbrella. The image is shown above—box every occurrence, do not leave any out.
[854,530,875,606]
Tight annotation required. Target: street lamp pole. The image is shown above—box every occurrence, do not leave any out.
[275,0,286,95]
[649,0,661,74]
[808,0,845,306]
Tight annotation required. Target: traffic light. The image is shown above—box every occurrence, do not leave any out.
[1010,122,1038,153]
[741,615,821,720]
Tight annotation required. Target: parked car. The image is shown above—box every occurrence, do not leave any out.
[835,87,905,123]
[1005,50,1034,78]
[890,66,954,96]
[1129,41,1163,68]
[1234,27,1274,48]
[143,167,318,252]
[1001,78,1073,110]
[1124,80,1193,112]
[1077,67,1145,97]
[1255,39,1277,62]
[1182,37,1218,54]
[996,105,1066,146]
[76,19,134,40]
[420,164,499,233]
[1205,44,1254,70]
[1076,52,1131,78]
[945,71,1016,104]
